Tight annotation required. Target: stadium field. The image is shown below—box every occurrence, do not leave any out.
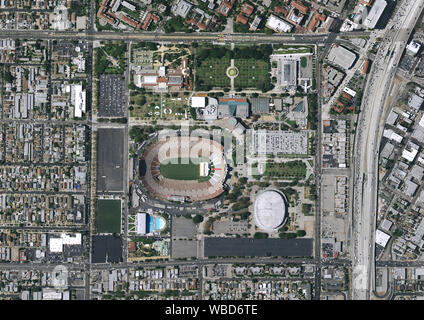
[96,199,122,234]
[160,158,201,180]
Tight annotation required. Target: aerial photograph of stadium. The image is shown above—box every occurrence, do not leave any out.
[1,0,424,313]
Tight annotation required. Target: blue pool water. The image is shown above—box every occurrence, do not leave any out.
[147,216,165,233]
[148,216,153,233]
[155,217,165,230]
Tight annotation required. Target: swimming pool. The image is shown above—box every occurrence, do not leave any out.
[148,216,166,233]
[155,217,166,231]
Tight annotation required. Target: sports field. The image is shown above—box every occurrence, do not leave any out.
[96,199,122,234]
[160,158,201,180]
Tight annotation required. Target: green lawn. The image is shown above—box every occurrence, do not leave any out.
[96,199,122,234]
[257,160,307,180]
[274,46,313,54]
[196,58,231,89]
[160,158,202,180]
[233,59,270,90]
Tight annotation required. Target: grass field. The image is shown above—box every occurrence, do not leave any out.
[96,199,122,234]
[256,160,307,180]
[233,59,270,89]
[196,58,231,89]
[273,45,313,54]
[197,57,270,90]
[130,93,188,120]
[160,158,201,180]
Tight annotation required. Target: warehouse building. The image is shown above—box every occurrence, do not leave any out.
[375,229,391,248]
[327,45,357,70]
[71,84,86,118]
[363,0,387,29]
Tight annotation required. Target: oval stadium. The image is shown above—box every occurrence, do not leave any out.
[253,190,288,232]
[140,136,227,201]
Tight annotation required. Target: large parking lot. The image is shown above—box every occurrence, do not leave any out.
[96,128,124,192]
[204,238,313,257]
[171,216,198,238]
[98,75,125,117]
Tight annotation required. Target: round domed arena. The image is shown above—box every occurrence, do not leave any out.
[253,190,288,232]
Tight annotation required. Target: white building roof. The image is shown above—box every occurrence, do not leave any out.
[42,289,62,300]
[265,15,293,33]
[386,111,398,125]
[137,212,147,235]
[375,229,391,248]
[72,84,86,118]
[122,0,136,11]
[364,0,387,29]
[172,0,193,18]
[49,233,81,253]
[380,219,393,232]
[62,233,81,245]
[191,96,206,108]
[159,66,166,77]
[408,93,424,111]
[406,40,421,55]
[143,75,158,84]
[343,87,356,97]
[49,238,63,253]
[383,129,403,143]
[327,45,357,70]
[253,190,287,232]
[402,146,418,162]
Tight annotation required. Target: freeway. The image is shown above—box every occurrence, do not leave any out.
[351,0,424,300]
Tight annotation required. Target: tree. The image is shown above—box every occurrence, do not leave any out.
[296,230,306,237]
[189,107,197,120]
[193,215,204,224]
[279,232,297,239]
[393,229,403,237]
[3,70,14,83]
[254,232,269,239]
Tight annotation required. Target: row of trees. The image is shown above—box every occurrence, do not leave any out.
[129,126,156,144]
[196,45,273,63]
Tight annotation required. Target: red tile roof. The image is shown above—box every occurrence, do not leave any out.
[236,13,249,24]
[219,97,247,103]
[363,60,370,75]
[291,0,309,15]
[217,0,236,16]
[341,92,352,100]
[197,22,207,30]
[274,6,288,16]
[241,3,254,16]
[142,13,160,30]
[121,14,141,29]
[307,12,325,31]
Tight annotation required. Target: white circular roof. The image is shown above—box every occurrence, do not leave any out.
[253,190,287,232]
